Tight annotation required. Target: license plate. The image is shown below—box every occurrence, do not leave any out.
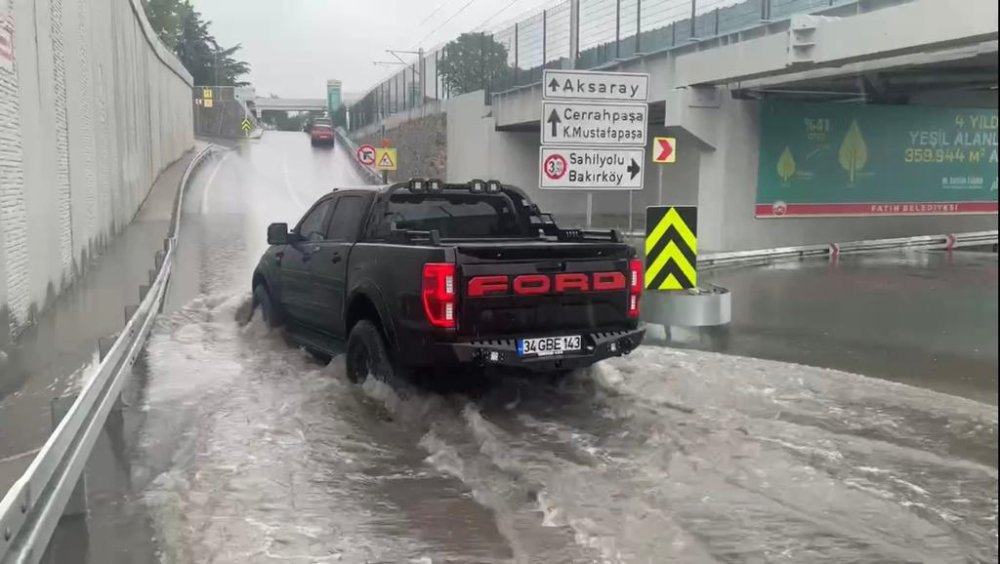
[517,335,582,357]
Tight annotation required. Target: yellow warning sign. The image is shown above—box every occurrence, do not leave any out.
[203,98,213,108]
[375,147,397,171]
[644,206,697,290]
[202,88,213,99]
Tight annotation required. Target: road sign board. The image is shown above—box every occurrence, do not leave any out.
[234,86,255,103]
[357,144,376,166]
[652,137,676,163]
[241,118,252,136]
[541,101,647,147]
[375,147,397,171]
[202,88,213,99]
[543,69,649,102]
[203,98,213,109]
[539,147,644,190]
[645,206,697,290]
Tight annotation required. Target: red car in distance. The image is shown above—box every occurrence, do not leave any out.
[310,118,334,147]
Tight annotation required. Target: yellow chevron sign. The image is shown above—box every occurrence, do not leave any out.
[644,206,697,290]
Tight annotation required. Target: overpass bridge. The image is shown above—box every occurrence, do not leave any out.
[346,0,998,252]
[251,97,327,116]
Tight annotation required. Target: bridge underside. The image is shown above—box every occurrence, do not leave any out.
[492,0,998,131]
[451,0,998,253]
[252,98,327,114]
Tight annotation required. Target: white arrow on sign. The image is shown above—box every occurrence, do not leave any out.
[543,69,649,102]
[539,147,645,191]
[542,101,648,146]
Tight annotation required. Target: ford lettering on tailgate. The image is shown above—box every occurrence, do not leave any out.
[468,272,626,297]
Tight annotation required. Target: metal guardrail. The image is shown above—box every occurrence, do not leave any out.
[695,230,999,269]
[0,144,216,564]
[334,127,383,185]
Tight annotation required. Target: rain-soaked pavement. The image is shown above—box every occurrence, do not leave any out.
[663,250,999,405]
[32,131,1000,562]
[0,148,198,495]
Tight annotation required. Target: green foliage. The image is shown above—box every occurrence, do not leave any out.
[142,0,250,86]
[437,32,511,96]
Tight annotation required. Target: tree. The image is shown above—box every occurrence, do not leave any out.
[141,0,250,86]
[142,0,184,49]
[437,32,511,96]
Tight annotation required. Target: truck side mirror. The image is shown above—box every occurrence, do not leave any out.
[267,222,290,245]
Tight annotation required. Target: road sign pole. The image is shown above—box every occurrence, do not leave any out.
[657,166,663,205]
[628,189,633,235]
[586,192,593,228]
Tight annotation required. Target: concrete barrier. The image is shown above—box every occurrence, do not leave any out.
[0,0,194,342]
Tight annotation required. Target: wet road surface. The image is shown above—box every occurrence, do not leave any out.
[663,250,999,405]
[42,131,1000,562]
[134,300,998,563]
[0,150,198,495]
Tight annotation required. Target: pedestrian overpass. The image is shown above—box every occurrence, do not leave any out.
[252,97,327,116]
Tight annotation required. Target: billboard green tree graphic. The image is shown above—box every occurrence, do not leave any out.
[838,120,868,183]
[777,147,796,182]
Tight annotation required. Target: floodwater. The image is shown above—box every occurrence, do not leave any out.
[42,132,1000,563]
[0,150,196,496]
[685,251,999,405]
[134,297,999,563]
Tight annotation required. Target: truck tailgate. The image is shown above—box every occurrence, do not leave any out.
[456,242,633,337]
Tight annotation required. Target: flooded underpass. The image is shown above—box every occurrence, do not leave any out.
[132,296,998,563]
[43,133,998,563]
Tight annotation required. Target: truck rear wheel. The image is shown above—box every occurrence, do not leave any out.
[346,320,394,383]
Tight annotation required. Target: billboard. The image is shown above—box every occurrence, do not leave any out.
[327,79,342,114]
[756,100,998,217]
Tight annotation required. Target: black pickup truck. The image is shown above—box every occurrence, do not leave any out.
[251,179,644,383]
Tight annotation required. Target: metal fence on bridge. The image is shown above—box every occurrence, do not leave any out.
[348,0,855,132]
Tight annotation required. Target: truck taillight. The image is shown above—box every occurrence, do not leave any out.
[422,263,456,328]
[628,259,642,318]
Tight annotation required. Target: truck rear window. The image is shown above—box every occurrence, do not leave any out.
[387,193,532,238]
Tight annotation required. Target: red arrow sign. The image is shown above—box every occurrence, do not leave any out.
[653,137,676,163]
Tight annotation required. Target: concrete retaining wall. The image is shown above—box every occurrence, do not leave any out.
[0,0,194,341]
[357,112,447,182]
[449,90,997,250]
[447,91,697,231]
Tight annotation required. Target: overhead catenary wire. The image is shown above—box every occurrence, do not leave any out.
[416,0,461,30]
[411,0,486,49]
[472,0,525,32]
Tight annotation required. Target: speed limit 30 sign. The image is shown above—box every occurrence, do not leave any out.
[543,153,567,180]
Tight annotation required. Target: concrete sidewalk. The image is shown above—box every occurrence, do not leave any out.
[0,145,204,495]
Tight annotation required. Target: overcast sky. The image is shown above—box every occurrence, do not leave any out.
[193,0,558,99]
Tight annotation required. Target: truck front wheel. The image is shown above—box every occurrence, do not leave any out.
[253,284,283,328]
[346,320,395,383]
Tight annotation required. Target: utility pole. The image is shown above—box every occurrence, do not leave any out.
[419,47,424,112]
